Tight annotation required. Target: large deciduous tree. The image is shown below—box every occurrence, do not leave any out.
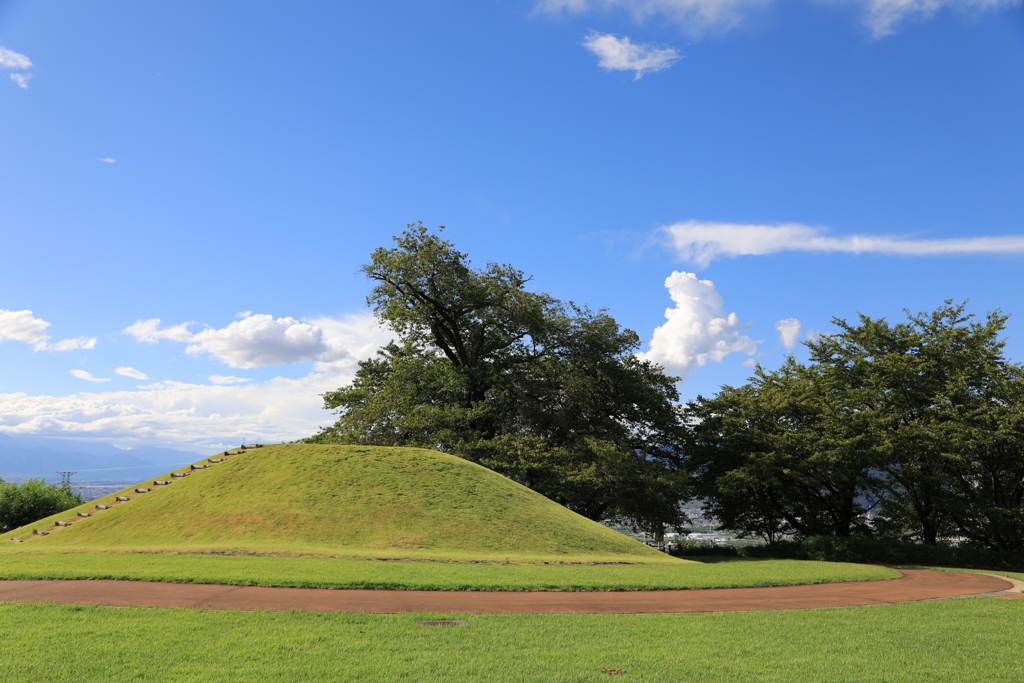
[310,224,689,532]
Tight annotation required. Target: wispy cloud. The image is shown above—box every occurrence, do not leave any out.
[70,369,111,383]
[775,318,802,350]
[0,309,96,352]
[638,271,757,381]
[1,45,34,89]
[98,158,116,164]
[582,32,680,79]
[209,375,251,385]
[115,367,149,380]
[662,221,1024,268]
[123,318,194,343]
[537,0,1022,37]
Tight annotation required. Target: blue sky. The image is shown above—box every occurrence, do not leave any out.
[1,0,1022,451]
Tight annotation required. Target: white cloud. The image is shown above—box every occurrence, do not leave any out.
[98,158,116,163]
[536,0,1021,37]
[0,309,95,352]
[236,311,253,319]
[662,221,1024,268]
[539,0,763,36]
[0,309,50,347]
[1,46,34,89]
[185,315,327,369]
[9,73,32,89]
[49,337,97,352]
[863,0,1021,37]
[582,32,680,79]
[123,318,194,343]
[125,311,392,373]
[209,375,251,385]
[0,371,355,451]
[638,271,757,381]
[307,312,393,374]
[71,369,111,383]
[115,367,149,380]
[775,318,802,350]
[0,46,32,70]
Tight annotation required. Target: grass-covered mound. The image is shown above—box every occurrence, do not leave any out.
[0,444,672,563]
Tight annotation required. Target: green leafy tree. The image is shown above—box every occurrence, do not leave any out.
[0,478,83,531]
[688,302,1024,551]
[310,224,689,533]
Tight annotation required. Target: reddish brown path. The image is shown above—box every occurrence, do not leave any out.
[0,570,1017,614]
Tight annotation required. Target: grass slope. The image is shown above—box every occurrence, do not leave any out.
[2,599,1021,682]
[0,444,669,563]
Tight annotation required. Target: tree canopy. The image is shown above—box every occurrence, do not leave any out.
[310,224,689,532]
[687,302,1024,552]
[0,478,83,532]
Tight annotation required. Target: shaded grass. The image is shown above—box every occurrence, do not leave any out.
[0,444,669,563]
[0,553,897,590]
[1,598,1020,681]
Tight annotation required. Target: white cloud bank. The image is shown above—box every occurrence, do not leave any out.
[583,32,680,79]
[123,312,391,372]
[3,311,392,450]
[0,372,351,451]
[537,0,1021,37]
[662,221,1024,268]
[0,309,97,352]
[0,45,34,89]
[638,271,757,381]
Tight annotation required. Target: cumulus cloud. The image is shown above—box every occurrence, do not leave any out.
[209,375,251,385]
[0,371,354,451]
[185,315,327,369]
[775,318,802,350]
[124,311,392,373]
[536,0,1020,37]
[123,318,194,343]
[0,309,96,352]
[662,221,1024,268]
[582,32,680,79]
[115,367,149,380]
[638,271,757,381]
[1,45,33,88]
[98,157,116,163]
[71,369,111,383]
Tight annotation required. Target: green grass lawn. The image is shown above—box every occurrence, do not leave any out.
[0,553,897,590]
[1,598,1020,682]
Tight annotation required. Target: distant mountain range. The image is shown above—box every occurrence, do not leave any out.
[0,432,206,484]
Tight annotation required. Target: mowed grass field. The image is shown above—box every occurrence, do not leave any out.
[2,596,1021,682]
[0,552,897,590]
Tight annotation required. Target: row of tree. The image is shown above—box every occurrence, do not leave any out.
[310,225,1024,553]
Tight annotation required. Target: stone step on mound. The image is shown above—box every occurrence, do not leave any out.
[208,458,223,463]
[95,504,110,510]
[9,538,22,542]
[115,496,130,502]
[135,488,150,494]
[54,521,70,527]
[77,513,91,518]
[172,473,189,478]
[33,530,48,536]
[191,464,208,470]
[153,480,170,486]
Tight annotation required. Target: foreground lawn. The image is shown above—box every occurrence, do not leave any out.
[0,553,897,590]
[1,598,1020,682]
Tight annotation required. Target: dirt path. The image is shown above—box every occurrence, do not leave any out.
[0,569,1017,614]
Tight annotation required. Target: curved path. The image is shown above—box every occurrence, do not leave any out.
[0,570,1019,614]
